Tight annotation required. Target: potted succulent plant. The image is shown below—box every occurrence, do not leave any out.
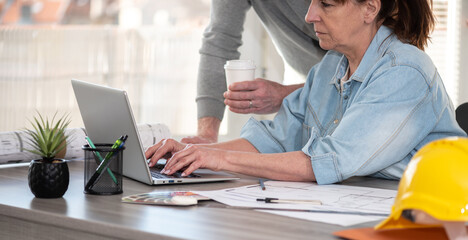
[25,112,71,198]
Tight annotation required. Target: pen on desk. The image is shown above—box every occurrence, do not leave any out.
[85,136,118,185]
[257,197,322,205]
[85,135,127,191]
[259,179,266,190]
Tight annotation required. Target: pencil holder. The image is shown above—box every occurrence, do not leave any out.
[82,144,124,195]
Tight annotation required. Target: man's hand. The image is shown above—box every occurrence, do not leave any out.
[223,78,303,114]
[181,117,220,144]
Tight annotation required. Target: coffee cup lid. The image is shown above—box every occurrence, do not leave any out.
[224,60,256,70]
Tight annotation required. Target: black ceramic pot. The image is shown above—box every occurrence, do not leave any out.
[28,159,70,198]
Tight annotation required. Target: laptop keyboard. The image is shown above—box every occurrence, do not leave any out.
[150,164,200,179]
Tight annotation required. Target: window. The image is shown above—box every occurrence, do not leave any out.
[0,0,210,138]
[426,0,461,106]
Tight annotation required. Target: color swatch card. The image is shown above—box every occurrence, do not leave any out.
[122,191,210,206]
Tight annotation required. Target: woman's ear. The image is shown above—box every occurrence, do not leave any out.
[362,0,381,24]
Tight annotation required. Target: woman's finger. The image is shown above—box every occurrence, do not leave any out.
[162,144,195,172]
[144,139,165,159]
[147,139,183,167]
[181,160,203,176]
[165,153,196,175]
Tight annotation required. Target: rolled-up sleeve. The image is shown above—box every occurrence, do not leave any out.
[304,67,435,184]
[301,128,343,184]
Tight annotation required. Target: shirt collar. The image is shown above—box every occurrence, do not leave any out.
[329,26,394,89]
[329,55,348,90]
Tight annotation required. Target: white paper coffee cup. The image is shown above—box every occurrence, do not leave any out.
[224,60,256,86]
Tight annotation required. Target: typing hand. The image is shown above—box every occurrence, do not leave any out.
[145,139,186,167]
[159,144,225,177]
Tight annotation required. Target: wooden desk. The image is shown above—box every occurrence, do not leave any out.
[0,160,398,240]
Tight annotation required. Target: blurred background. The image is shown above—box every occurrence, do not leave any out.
[0,0,466,141]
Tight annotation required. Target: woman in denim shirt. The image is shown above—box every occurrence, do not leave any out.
[146,0,466,184]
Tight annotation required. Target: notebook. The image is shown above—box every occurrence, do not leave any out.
[71,79,239,185]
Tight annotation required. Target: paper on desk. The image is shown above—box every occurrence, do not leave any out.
[257,209,383,227]
[194,181,396,227]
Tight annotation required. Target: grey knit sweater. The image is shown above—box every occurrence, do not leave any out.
[196,0,326,120]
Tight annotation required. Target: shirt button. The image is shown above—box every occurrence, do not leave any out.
[343,95,348,100]
[334,119,339,124]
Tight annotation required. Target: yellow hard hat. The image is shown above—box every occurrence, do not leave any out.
[375,137,468,230]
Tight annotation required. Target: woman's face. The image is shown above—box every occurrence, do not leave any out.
[305,0,371,53]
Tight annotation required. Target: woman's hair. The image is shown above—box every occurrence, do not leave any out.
[334,0,435,50]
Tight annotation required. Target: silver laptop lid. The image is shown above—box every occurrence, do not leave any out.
[72,79,153,184]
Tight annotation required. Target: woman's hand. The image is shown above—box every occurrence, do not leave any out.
[145,138,225,177]
[224,78,300,114]
[160,144,225,176]
[145,138,187,167]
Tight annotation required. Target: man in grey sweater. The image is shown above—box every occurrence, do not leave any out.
[182,0,326,144]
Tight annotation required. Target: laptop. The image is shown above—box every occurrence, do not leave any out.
[71,79,239,185]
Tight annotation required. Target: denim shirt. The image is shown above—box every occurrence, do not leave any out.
[240,26,466,185]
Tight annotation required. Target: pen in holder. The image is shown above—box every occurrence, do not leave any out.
[82,144,124,195]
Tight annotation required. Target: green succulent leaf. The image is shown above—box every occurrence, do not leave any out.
[24,112,71,162]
